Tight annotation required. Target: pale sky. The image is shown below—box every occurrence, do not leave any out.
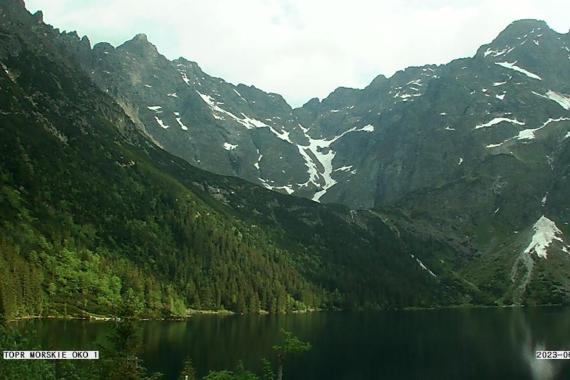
[26,0,570,107]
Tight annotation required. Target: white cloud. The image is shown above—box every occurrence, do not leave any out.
[26,0,570,107]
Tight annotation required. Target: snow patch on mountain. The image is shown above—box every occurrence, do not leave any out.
[516,129,537,140]
[297,148,320,186]
[1,62,10,76]
[238,114,267,129]
[243,116,293,144]
[410,254,437,277]
[516,117,570,141]
[395,92,421,101]
[197,91,239,121]
[180,71,191,85]
[495,61,542,80]
[175,114,189,131]
[335,166,353,172]
[259,178,294,194]
[486,118,569,147]
[296,125,374,202]
[197,91,294,143]
[533,90,570,110]
[524,216,566,259]
[474,117,525,130]
[254,150,262,170]
[392,87,421,101]
[223,142,237,151]
[154,116,169,129]
[484,47,514,58]
[233,89,246,102]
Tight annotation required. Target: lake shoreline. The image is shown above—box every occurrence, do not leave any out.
[13,305,570,380]
[7,303,568,323]
[6,306,325,323]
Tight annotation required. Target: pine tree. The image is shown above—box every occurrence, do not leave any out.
[272,330,311,380]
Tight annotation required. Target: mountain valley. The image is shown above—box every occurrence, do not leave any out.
[1,0,570,320]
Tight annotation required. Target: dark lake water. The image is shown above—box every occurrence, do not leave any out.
[13,307,570,379]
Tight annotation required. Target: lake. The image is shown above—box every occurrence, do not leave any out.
[13,307,570,379]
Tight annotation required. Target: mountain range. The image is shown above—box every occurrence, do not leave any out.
[60,18,570,208]
[0,0,569,319]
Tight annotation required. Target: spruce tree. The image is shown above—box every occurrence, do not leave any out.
[272,330,311,380]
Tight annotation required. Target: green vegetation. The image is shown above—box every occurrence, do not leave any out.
[1,313,310,380]
[0,46,320,318]
[0,324,56,380]
[200,330,310,380]
[272,330,311,380]
[203,363,259,380]
[0,293,160,380]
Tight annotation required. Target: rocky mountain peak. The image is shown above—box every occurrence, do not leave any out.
[500,19,550,36]
[93,42,115,54]
[367,74,388,87]
[133,33,149,42]
[0,0,28,18]
[119,33,160,58]
[32,10,43,23]
[38,10,570,216]
[476,19,555,58]
[302,97,321,108]
[173,57,203,74]
[321,86,359,106]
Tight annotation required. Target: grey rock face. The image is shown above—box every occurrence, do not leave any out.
[61,20,569,218]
